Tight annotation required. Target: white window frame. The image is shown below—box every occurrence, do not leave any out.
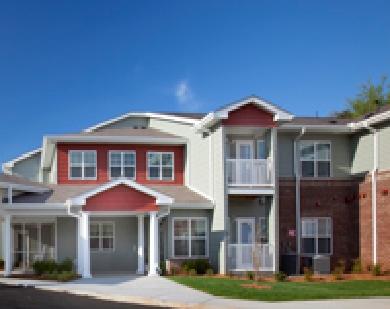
[90,221,115,252]
[108,151,136,180]
[172,217,208,258]
[301,217,332,256]
[236,140,254,159]
[236,217,255,244]
[258,217,268,243]
[69,150,97,180]
[147,152,174,181]
[300,141,332,178]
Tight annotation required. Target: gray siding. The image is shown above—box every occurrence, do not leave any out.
[90,217,138,273]
[350,131,374,175]
[278,132,351,178]
[57,217,77,263]
[12,151,41,182]
[148,118,210,197]
[100,117,149,129]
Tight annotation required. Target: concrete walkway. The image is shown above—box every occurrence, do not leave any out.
[1,276,390,309]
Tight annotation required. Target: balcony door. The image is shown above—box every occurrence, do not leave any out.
[236,218,254,270]
[236,141,253,184]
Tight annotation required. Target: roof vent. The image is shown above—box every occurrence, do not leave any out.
[133,126,139,129]
[141,126,146,129]
[365,112,374,119]
[329,119,337,124]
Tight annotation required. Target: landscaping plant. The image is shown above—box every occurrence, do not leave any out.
[206,268,214,276]
[274,271,287,282]
[371,263,382,276]
[188,269,197,276]
[303,267,313,282]
[352,258,362,274]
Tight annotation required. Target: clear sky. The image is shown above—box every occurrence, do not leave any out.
[0,0,389,165]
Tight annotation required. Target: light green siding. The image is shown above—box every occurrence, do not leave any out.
[350,131,374,175]
[277,132,295,177]
[149,118,211,197]
[378,121,390,171]
[12,151,41,182]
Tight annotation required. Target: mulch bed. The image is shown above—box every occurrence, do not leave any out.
[8,274,81,282]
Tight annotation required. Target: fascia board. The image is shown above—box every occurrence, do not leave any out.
[84,112,199,133]
[46,136,188,145]
[169,203,214,209]
[349,110,390,131]
[0,182,50,193]
[2,203,65,210]
[279,125,351,133]
[2,148,42,169]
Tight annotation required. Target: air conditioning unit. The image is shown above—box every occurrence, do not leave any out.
[313,255,330,274]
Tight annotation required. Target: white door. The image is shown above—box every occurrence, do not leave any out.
[236,141,254,184]
[236,218,255,270]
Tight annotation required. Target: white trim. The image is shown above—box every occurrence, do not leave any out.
[186,185,214,202]
[172,217,209,258]
[228,188,275,195]
[146,152,174,181]
[84,112,200,133]
[137,214,145,274]
[69,150,97,180]
[0,182,49,193]
[279,124,351,133]
[236,140,254,159]
[67,178,174,206]
[108,150,136,181]
[349,110,390,130]
[47,135,188,145]
[169,203,214,209]
[89,221,115,252]
[236,218,255,244]
[2,148,42,170]
[299,141,332,178]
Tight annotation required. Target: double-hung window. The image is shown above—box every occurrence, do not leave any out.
[301,218,332,255]
[90,222,114,252]
[109,151,136,180]
[147,152,174,180]
[173,218,208,257]
[69,151,97,180]
[300,141,331,177]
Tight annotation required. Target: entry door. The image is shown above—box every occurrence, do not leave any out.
[236,141,254,184]
[236,218,255,270]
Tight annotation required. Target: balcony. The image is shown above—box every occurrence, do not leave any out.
[226,158,273,187]
[227,243,275,271]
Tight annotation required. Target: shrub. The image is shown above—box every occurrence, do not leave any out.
[274,271,287,282]
[194,259,211,275]
[51,270,58,280]
[337,259,346,274]
[159,261,167,276]
[244,270,254,280]
[0,258,4,268]
[188,269,197,276]
[59,258,73,272]
[352,258,362,274]
[371,264,382,276]
[227,270,233,278]
[170,267,180,275]
[303,267,313,282]
[206,269,214,276]
[332,267,344,280]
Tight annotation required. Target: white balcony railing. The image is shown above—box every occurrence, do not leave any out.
[227,243,274,271]
[226,158,273,186]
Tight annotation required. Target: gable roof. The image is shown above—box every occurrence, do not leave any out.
[195,95,294,132]
[0,173,50,193]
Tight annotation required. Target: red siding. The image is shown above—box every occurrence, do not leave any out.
[222,103,276,127]
[57,143,184,185]
[83,184,158,212]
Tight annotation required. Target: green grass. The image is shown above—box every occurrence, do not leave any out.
[168,276,390,302]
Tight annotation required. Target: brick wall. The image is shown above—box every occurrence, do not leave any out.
[279,178,360,271]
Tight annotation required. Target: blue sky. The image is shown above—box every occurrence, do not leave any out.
[0,0,389,165]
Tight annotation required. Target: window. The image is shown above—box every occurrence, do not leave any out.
[257,140,266,159]
[173,218,207,257]
[301,218,332,255]
[147,152,174,180]
[69,151,97,180]
[300,141,331,177]
[109,151,136,180]
[90,222,114,252]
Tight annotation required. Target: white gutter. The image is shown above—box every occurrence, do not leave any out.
[157,205,170,220]
[46,136,188,145]
[66,201,81,218]
[294,127,306,274]
[364,122,378,265]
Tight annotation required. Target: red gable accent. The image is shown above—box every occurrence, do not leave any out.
[83,184,158,212]
[222,103,276,127]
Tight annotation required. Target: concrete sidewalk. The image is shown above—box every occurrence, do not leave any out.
[1,276,390,309]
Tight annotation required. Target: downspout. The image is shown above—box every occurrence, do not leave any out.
[364,122,378,265]
[294,127,306,274]
[209,130,214,200]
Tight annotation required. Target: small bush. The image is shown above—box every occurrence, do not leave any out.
[170,267,180,275]
[227,270,233,278]
[181,259,211,275]
[0,258,4,268]
[59,258,73,272]
[352,258,362,274]
[332,267,344,280]
[274,271,287,282]
[303,267,313,282]
[206,269,214,276]
[244,270,254,280]
[188,269,197,276]
[159,261,167,276]
[51,270,58,280]
[337,259,346,274]
[371,264,382,276]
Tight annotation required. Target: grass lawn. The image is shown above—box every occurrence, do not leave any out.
[168,276,390,302]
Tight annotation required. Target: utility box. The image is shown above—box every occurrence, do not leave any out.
[313,255,330,274]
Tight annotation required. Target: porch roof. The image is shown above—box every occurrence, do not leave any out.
[8,183,212,206]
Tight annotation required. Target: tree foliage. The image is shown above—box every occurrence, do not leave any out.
[331,75,390,119]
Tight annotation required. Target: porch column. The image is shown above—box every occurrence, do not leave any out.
[136,214,145,274]
[148,211,158,276]
[77,216,83,275]
[4,214,12,276]
[81,212,91,278]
